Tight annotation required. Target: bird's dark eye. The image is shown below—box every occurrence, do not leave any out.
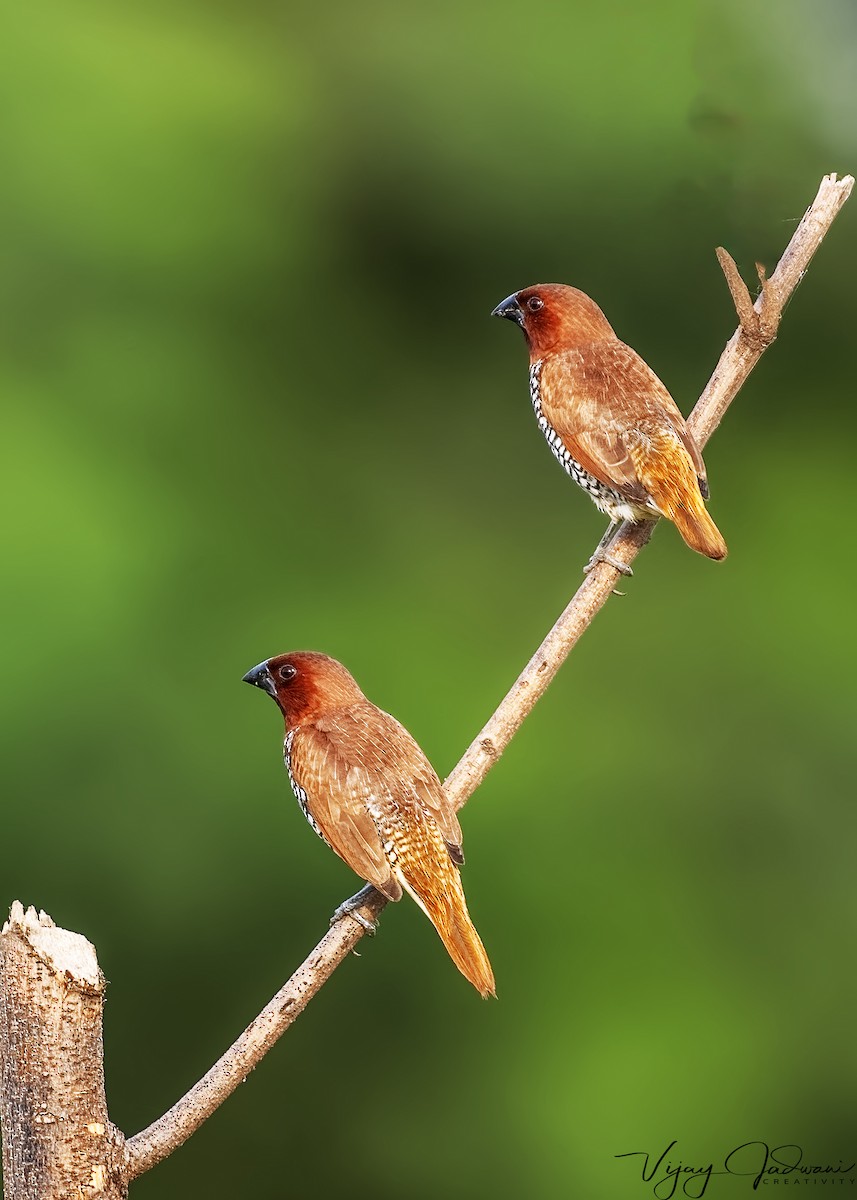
[527,296,544,313]
[278,664,297,682]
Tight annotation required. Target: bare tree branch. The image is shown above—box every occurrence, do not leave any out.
[124,886,384,1179]
[121,171,854,1180]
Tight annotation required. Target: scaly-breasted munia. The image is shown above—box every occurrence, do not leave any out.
[243,651,495,997]
[492,283,727,570]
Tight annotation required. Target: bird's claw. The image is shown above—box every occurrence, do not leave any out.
[330,898,378,936]
[350,911,378,935]
[584,550,634,577]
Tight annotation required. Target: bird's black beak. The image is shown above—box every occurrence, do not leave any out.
[242,661,276,698]
[491,293,524,327]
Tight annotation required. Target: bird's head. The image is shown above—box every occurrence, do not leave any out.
[242,651,364,727]
[491,283,615,356]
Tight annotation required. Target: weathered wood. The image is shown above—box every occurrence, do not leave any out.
[0,904,126,1200]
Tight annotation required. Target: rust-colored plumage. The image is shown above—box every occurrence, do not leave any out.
[242,651,495,998]
[492,283,727,561]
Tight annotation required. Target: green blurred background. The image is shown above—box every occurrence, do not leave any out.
[2,0,855,1196]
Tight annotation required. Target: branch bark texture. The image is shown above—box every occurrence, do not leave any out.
[124,889,384,1178]
[0,903,126,1200]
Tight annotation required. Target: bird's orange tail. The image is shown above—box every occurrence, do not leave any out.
[432,892,496,999]
[399,871,496,998]
[670,499,728,560]
[632,434,728,561]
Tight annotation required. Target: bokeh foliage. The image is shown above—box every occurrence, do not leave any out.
[1,1,855,1196]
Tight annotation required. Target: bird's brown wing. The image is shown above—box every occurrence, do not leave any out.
[288,719,401,900]
[335,705,464,859]
[407,752,465,864]
[289,703,463,896]
[540,341,708,502]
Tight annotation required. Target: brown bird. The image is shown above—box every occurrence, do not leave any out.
[492,283,727,570]
[242,651,495,997]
